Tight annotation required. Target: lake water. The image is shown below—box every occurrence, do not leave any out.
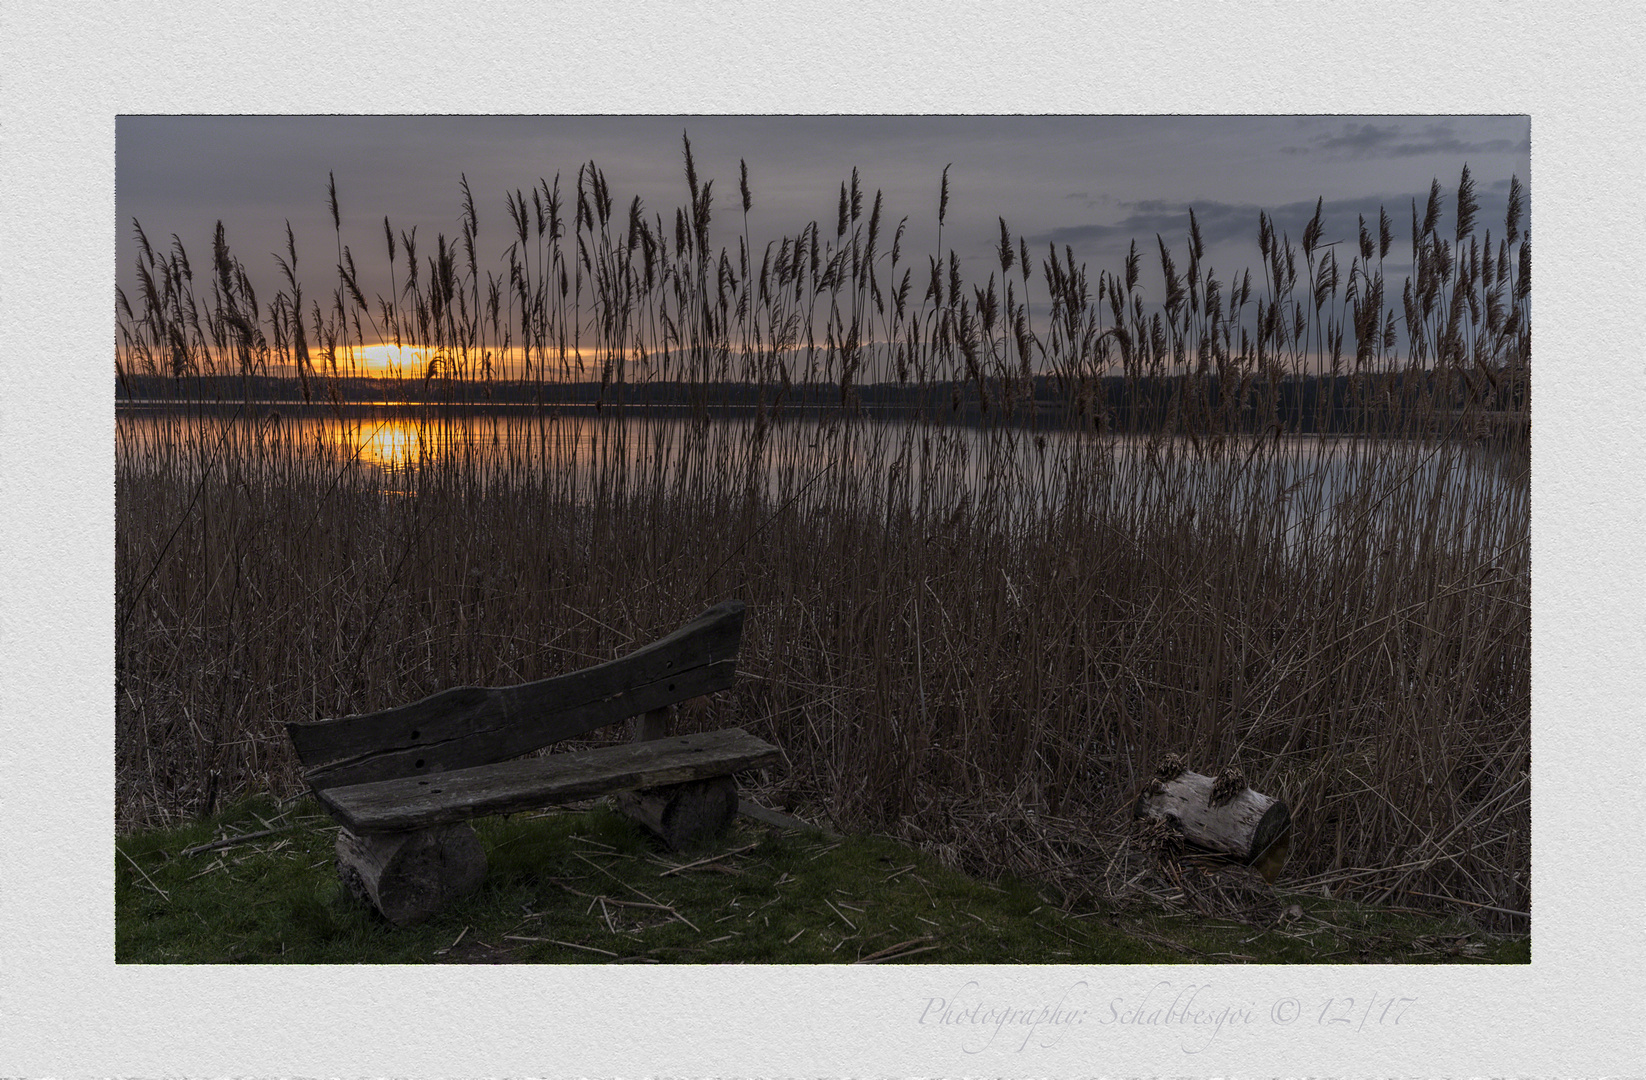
[116,402,1528,549]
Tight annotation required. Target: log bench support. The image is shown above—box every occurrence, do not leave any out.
[611,775,739,852]
[335,823,489,928]
[610,704,741,850]
[287,602,781,925]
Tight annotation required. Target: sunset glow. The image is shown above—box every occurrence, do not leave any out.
[345,343,427,376]
[331,343,611,381]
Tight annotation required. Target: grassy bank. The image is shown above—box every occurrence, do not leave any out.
[116,797,1526,964]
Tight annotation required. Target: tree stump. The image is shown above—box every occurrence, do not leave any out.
[614,703,740,850]
[612,775,739,851]
[335,823,488,926]
[1135,768,1292,882]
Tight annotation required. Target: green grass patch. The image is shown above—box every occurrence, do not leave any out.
[116,797,1527,965]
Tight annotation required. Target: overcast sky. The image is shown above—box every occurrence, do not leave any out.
[116,114,1530,353]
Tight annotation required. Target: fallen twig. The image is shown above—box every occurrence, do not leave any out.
[559,885,679,916]
[804,841,846,862]
[180,826,296,857]
[434,926,470,956]
[1398,888,1529,920]
[849,948,941,968]
[658,841,760,877]
[505,936,620,957]
[565,854,700,933]
[824,898,857,930]
[118,845,170,902]
[853,936,937,964]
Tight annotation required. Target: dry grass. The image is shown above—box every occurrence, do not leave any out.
[116,151,1530,929]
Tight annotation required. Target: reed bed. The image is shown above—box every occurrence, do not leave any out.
[116,144,1530,928]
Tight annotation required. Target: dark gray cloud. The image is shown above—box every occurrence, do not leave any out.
[1283,118,1530,159]
[1031,190,1511,254]
[1029,185,1529,293]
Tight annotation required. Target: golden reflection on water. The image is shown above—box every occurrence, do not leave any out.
[347,418,427,469]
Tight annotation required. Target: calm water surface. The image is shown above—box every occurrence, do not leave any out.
[116,403,1527,545]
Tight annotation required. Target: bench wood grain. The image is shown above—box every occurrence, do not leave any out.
[316,727,782,833]
[287,600,744,790]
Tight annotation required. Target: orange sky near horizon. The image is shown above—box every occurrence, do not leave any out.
[263,342,621,380]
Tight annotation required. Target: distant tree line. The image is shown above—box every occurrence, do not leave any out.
[117,365,1526,438]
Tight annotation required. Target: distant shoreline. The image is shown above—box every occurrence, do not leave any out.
[113,388,1528,441]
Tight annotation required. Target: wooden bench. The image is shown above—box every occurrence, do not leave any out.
[285,600,782,925]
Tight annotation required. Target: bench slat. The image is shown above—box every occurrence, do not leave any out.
[288,601,744,790]
[316,727,782,834]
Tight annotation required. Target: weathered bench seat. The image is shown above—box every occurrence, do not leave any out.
[286,600,780,925]
[315,727,782,834]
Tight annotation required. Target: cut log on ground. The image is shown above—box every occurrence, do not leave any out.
[335,823,488,926]
[614,702,739,849]
[612,774,739,851]
[1135,769,1292,882]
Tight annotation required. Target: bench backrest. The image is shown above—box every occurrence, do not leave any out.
[286,601,744,792]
